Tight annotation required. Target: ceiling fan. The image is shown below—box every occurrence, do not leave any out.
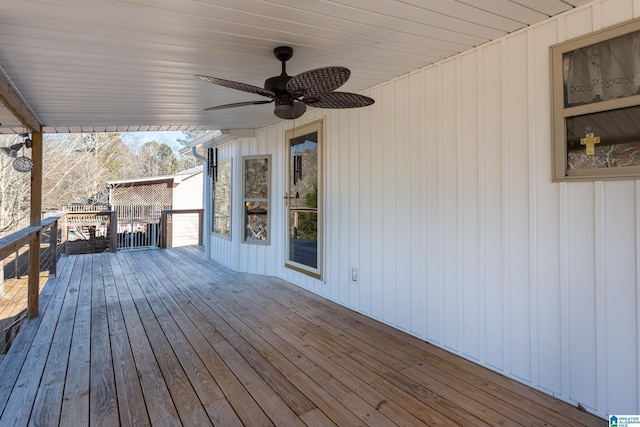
[196,46,374,120]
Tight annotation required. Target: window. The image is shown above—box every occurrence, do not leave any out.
[551,18,640,181]
[213,159,232,238]
[285,119,323,279]
[243,155,270,244]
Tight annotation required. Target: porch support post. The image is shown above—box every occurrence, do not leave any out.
[27,130,43,318]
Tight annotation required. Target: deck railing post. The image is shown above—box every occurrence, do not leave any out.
[160,211,168,248]
[198,210,203,246]
[50,219,58,277]
[27,228,41,318]
[28,130,43,318]
[110,211,118,253]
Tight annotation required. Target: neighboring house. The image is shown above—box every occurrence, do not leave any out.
[184,3,640,419]
[106,167,203,248]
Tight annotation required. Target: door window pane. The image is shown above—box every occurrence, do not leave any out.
[285,120,323,278]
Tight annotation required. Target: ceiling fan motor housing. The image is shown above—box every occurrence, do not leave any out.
[264,74,292,95]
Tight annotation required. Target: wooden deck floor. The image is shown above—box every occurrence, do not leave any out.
[0,273,49,358]
[0,247,605,426]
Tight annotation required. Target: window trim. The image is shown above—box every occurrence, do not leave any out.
[242,154,271,245]
[551,17,640,181]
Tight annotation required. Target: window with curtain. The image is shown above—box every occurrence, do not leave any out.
[564,31,640,106]
[551,18,640,181]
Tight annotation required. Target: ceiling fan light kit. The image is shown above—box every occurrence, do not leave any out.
[197,46,374,120]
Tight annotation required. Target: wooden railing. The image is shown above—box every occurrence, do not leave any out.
[0,215,65,318]
[62,211,118,255]
[159,209,203,248]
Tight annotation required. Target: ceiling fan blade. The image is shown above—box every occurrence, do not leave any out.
[287,66,350,98]
[204,100,273,111]
[196,75,275,98]
[274,101,307,119]
[304,92,375,109]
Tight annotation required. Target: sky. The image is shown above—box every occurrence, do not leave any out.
[121,131,189,154]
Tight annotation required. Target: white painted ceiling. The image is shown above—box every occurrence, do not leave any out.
[0,0,592,134]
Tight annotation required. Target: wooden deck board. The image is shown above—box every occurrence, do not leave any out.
[0,256,72,421]
[29,254,82,426]
[0,247,606,426]
[108,254,180,426]
[101,253,150,427]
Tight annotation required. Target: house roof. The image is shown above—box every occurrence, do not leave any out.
[0,0,593,134]
[106,166,202,187]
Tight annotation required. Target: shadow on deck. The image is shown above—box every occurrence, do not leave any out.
[0,247,605,426]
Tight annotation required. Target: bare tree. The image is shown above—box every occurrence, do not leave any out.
[42,133,130,207]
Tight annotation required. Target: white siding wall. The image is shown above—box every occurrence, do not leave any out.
[171,173,203,247]
[207,0,640,418]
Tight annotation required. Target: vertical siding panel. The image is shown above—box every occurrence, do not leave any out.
[476,49,487,365]
[408,71,426,338]
[369,86,384,320]
[564,6,594,40]
[395,77,411,331]
[338,111,351,305]
[482,42,504,370]
[263,127,277,276]
[501,39,511,376]
[637,180,640,415]
[594,181,606,413]
[381,82,397,325]
[311,111,327,296]
[358,103,372,316]
[441,59,459,351]
[527,27,539,388]
[271,123,284,277]
[437,62,446,344]
[533,20,562,395]
[567,183,597,409]
[424,67,441,343]
[601,0,634,25]
[348,109,360,310]
[604,181,638,414]
[506,33,531,382]
[327,111,341,300]
[460,51,480,361]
